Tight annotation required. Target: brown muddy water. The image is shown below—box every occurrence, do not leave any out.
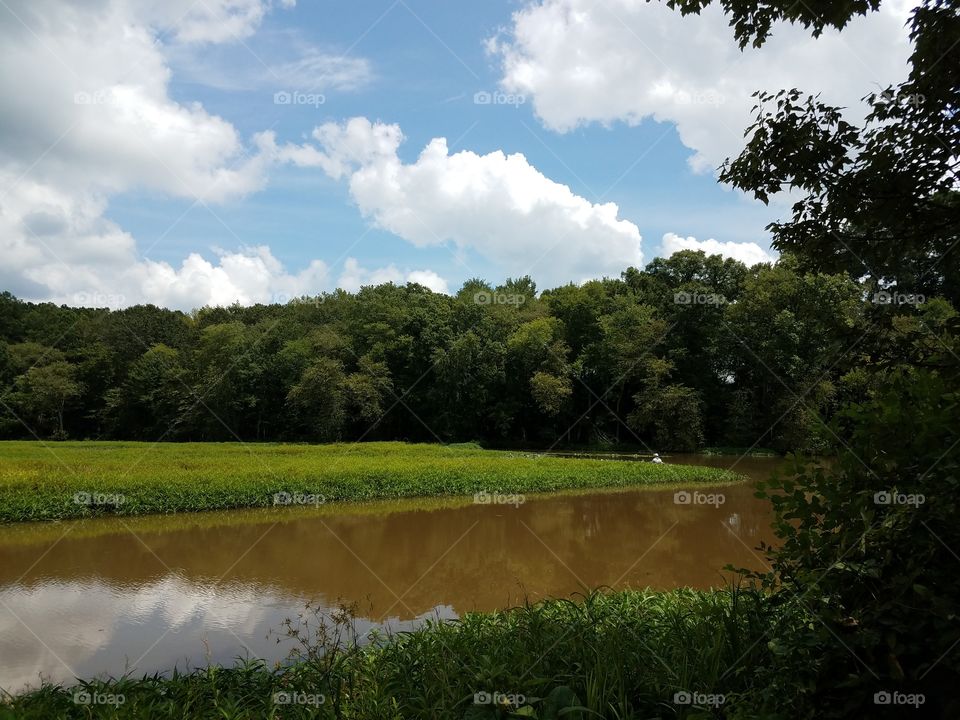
[0,454,782,693]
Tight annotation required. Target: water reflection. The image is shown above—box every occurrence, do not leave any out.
[0,455,780,692]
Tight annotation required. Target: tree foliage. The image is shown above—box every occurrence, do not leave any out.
[0,257,874,451]
[672,0,960,715]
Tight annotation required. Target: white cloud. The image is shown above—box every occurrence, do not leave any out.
[279,117,644,287]
[137,0,291,44]
[0,0,379,310]
[406,270,449,294]
[336,258,450,294]
[661,232,775,266]
[491,0,913,173]
[21,239,330,311]
[167,41,372,94]
[268,50,372,92]
[1,0,278,201]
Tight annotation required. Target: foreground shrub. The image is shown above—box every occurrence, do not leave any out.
[743,317,960,718]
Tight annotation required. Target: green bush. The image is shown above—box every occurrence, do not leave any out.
[743,331,960,717]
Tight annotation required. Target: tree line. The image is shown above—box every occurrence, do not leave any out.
[0,250,944,451]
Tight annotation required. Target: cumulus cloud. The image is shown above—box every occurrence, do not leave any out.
[137,0,295,44]
[0,0,403,310]
[336,258,450,294]
[661,232,775,266]
[491,0,913,173]
[278,117,644,287]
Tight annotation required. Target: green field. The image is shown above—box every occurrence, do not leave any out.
[0,441,742,523]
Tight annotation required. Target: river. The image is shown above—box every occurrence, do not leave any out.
[0,453,781,693]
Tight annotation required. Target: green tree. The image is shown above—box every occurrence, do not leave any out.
[286,357,346,441]
[663,0,960,715]
[105,344,185,439]
[720,260,863,452]
[4,361,83,438]
[628,359,704,452]
[691,0,960,304]
[530,371,572,417]
[344,356,394,425]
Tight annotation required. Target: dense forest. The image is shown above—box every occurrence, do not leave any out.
[0,251,948,451]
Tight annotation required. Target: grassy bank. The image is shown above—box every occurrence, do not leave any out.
[2,588,783,719]
[0,441,741,523]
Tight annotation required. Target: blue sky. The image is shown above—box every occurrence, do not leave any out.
[0,0,912,308]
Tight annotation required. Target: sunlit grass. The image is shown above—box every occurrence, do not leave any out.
[0,441,742,523]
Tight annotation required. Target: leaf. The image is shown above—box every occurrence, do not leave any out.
[463,705,497,720]
[542,686,583,720]
[511,706,537,717]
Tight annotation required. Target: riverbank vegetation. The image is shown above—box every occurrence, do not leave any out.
[3,588,783,719]
[0,441,739,523]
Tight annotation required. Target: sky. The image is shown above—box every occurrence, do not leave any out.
[0,0,916,310]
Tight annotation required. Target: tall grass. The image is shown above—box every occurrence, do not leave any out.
[0,441,742,523]
[2,588,781,719]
